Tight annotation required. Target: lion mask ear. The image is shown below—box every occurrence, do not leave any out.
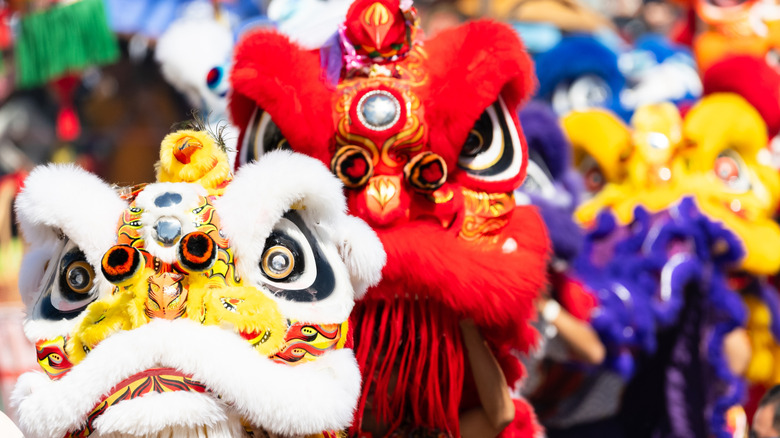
[230,30,335,166]
[15,164,126,330]
[421,21,536,192]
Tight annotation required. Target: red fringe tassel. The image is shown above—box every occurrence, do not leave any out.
[352,299,465,437]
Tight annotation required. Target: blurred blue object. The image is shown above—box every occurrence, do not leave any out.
[533,34,631,120]
[519,28,701,121]
[512,22,562,54]
[618,34,701,115]
[105,0,264,39]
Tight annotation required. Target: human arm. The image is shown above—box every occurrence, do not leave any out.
[537,297,606,365]
[723,327,751,376]
[459,319,516,438]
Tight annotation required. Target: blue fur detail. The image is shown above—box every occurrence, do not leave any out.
[518,102,584,262]
[533,35,629,120]
[574,197,747,437]
[519,101,569,179]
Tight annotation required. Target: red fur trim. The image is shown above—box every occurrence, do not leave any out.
[497,399,541,438]
[702,55,780,138]
[352,205,547,435]
[229,30,335,164]
[421,20,536,168]
[370,204,548,360]
[555,274,597,322]
[490,342,527,391]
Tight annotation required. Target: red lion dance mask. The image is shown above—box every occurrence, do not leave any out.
[230,1,549,435]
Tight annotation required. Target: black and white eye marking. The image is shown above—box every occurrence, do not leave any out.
[520,149,557,200]
[714,149,751,193]
[256,211,335,302]
[239,108,291,165]
[457,97,523,182]
[551,74,611,116]
[33,239,99,320]
[206,65,229,98]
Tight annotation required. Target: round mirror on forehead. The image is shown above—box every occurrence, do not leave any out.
[356,90,402,131]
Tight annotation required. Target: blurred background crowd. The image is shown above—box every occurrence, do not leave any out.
[2,0,780,436]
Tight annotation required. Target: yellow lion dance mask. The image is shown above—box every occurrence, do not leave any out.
[12,128,385,438]
[565,94,780,275]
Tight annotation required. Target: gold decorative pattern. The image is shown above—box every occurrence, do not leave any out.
[459,188,514,243]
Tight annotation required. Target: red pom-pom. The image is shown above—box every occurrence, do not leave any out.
[344,0,411,58]
[56,106,80,142]
[702,55,780,138]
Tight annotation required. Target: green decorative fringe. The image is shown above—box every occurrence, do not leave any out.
[15,0,119,89]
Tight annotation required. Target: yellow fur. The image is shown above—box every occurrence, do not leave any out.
[566,95,780,274]
[681,94,780,275]
[68,267,288,361]
[68,289,146,363]
[567,105,687,225]
[563,109,632,183]
[156,130,233,195]
[745,295,780,384]
[565,97,780,390]
[198,285,287,357]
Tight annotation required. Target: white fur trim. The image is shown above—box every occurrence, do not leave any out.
[13,319,360,438]
[154,13,238,169]
[217,150,347,247]
[15,164,126,271]
[93,392,242,437]
[23,316,86,343]
[217,150,367,323]
[15,164,123,330]
[94,421,240,438]
[330,216,385,299]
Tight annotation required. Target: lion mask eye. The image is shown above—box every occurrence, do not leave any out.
[239,109,291,165]
[254,211,336,303]
[331,145,374,189]
[33,240,100,320]
[714,150,750,193]
[262,245,297,280]
[579,154,606,198]
[457,97,524,183]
